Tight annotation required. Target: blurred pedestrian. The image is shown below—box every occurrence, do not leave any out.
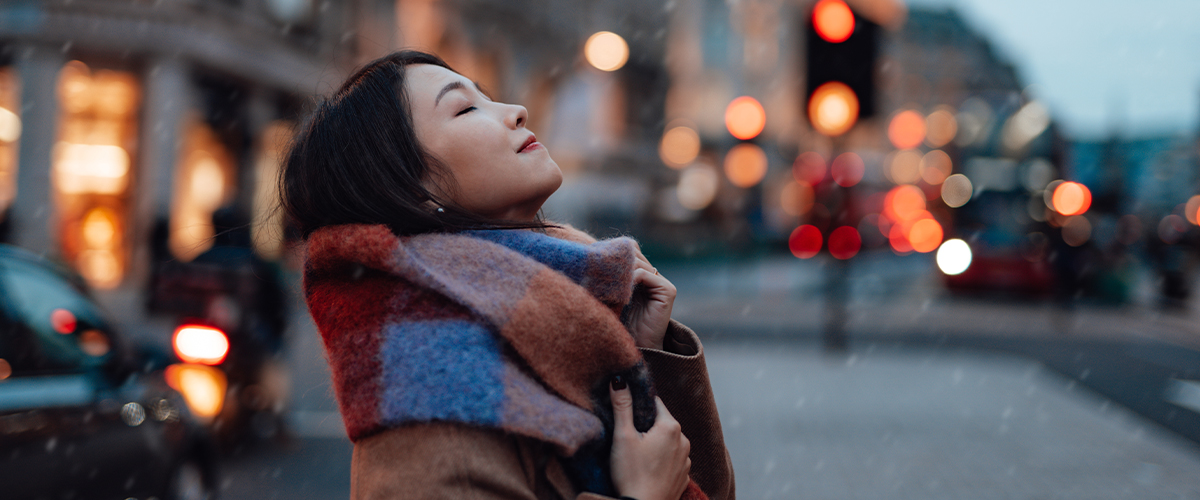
[280,51,733,500]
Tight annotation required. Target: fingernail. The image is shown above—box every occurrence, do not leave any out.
[610,375,627,391]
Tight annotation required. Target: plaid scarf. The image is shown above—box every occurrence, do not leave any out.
[303,223,705,499]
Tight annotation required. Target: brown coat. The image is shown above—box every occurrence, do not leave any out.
[349,321,735,500]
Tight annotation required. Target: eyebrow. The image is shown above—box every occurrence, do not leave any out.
[434,80,489,108]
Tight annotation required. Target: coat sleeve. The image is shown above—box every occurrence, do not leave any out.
[351,421,622,500]
[640,320,736,500]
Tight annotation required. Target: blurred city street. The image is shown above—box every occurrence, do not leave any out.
[3,0,1200,498]
[208,254,1200,499]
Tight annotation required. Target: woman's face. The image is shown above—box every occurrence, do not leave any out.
[406,64,562,221]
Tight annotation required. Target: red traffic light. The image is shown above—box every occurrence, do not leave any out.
[813,0,855,43]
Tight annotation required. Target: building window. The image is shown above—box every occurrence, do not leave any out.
[0,67,20,216]
[251,120,292,260]
[54,61,140,289]
[170,116,235,262]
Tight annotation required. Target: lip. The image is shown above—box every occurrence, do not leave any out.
[518,135,541,153]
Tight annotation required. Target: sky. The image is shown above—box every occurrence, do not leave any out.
[903,0,1200,140]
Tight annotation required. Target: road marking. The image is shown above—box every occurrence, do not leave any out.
[289,410,346,438]
[1165,379,1200,413]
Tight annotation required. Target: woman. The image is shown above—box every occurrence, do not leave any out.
[281,50,734,500]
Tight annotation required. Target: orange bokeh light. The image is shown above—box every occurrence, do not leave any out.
[828,226,861,260]
[884,185,926,221]
[812,0,855,43]
[831,152,864,187]
[1051,182,1092,216]
[808,82,859,136]
[907,218,944,253]
[789,225,823,259]
[724,143,768,188]
[793,152,827,185]
[725,96,766,140]
[888,110,927,149]
[888,224,913,253]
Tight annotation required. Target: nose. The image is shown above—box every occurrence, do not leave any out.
[505,103,528,129]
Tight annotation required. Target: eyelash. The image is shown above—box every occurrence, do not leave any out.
[456,106,476,116]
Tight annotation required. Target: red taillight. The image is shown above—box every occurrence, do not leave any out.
[172,325,229,366]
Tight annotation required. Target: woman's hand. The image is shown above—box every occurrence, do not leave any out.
[629,244,676,350]
[609,378,691,500]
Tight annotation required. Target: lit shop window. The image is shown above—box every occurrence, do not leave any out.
[251,121,292,260]
[54,61,140,289]
[0,68,20,214]
[170,118,235,262]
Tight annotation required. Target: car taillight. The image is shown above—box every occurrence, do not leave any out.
[165,363,227,420]
[172,325,229,365]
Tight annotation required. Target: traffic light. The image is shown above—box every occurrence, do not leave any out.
[805,0,878,136]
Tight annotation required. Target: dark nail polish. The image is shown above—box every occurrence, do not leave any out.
[610,375,627,391]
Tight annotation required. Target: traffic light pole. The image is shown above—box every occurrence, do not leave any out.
[823,136,850,354]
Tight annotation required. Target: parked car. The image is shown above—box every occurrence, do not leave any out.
[0,244,219,500]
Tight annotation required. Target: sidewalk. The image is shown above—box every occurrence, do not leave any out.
[709,341,1200,500]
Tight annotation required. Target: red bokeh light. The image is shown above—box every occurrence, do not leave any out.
[789,225,823,259]
[831,152,865,187]
[828,226,862,260]
[51,308,77,334]
[793,151,827,185]
[812,0,855,43]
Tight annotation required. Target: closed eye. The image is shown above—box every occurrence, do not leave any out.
[455,106,476,117]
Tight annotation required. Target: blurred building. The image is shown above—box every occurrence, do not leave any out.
[0,1,404,308]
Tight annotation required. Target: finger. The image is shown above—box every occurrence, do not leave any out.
[631,241,650,266]
[632,268,674,293]
[609,375,636,436]
[652,396,679,428]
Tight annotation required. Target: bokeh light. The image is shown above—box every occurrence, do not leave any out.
[659,124,701,168]
[888,110,926,149]
[828,226,861,260]
[0,107,21,143]
[780,181,815,216]
[51,308,76,334]
[812,0,855,43]
[1185,195,1200,225]
[920,150,952,185]
[793,151,827,185]
[1022,158,1055,192]
[888,224,913,253]
[941,174,973,207]
[173,325,230,366]
[1062,215,1092,247]
[584,31,629,72]
[677,163,720,210]
[924,106,957,147]
[725,96,767,140]
[908,218,943,253]
[165,363,227,419]
[808,82,858,136]
[789,225,823,259]
[885,185,926,221]
[1001,100,1050,152]
[724,143,768,188]
[888,149,922,184]
[1051,181,1091,216]
[936,239,972,275]
[1159,214,1187,244]
[831,152,864,187]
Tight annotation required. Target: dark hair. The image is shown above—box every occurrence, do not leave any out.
[280,50,552,239]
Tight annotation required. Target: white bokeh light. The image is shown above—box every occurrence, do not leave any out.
[936,238,972,275]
